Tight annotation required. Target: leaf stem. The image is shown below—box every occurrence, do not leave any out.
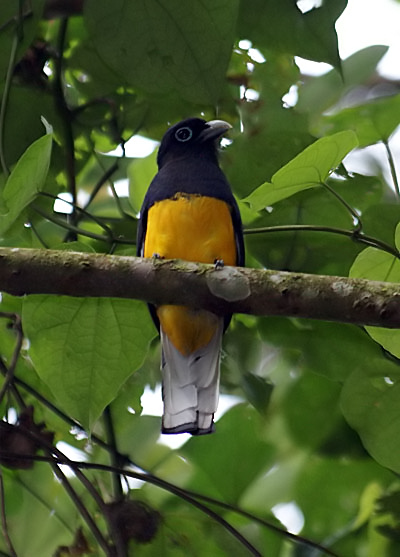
[383,139,400,199]
[321,181,362,231]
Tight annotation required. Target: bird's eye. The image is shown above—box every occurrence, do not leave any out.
[175,126,193,142]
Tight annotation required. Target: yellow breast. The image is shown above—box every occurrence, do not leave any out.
[143,194,236,355]
[143,193,236,265]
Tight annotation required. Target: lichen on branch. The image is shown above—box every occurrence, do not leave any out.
[0,247,399,328]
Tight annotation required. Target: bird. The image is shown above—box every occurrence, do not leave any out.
[137,118,244,435]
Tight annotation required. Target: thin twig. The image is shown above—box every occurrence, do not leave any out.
[0,34,19,177]
[81,159,120,215]
[14,426,114,556]
[0,449,341,557]
[85,148,136,223]
[0,313,23,405]
[244,224,400,259]
[0,357,25,409]
[29,221,50,249]
[53,18,78,238]
[31,203,121,244]
[103,406,124,501]
[186,489,340,557]
[3,373,138,469]
[103,405,128,556]
[50,462,112,556]
[76,461,339,557]
[38,192,117,241]
[0,470,17,557]
[0,450,262,556]
[78,463,341,557]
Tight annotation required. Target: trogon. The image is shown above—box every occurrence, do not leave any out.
[137,118,244,435]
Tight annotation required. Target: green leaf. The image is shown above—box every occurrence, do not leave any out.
[181,404,275,503]
[322,94,400,147]
[241,372,273,417]
[2,464,74,556]
[2,85,59,166]
[349,237,400,358]
[297,45,389,116]
[0,133,52,235]
[85,0,239,104]
[294,455,392,540]
[237,0,345,69]
[283,371,343,449]
[22,296,156,430]
[352,482,383,530]
[341,359,400,473]
[300,0,346,70]
[349,246,400,283]
[245,130,358,209]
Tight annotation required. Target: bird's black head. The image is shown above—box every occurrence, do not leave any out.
[157,118,231,169]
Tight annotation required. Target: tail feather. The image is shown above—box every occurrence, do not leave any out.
[160,320,223,435]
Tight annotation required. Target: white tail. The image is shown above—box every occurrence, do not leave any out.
[160,320,223,435]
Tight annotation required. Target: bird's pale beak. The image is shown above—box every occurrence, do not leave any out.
[199,120,232,142]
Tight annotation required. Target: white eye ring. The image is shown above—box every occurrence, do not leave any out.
[175,126,193,142]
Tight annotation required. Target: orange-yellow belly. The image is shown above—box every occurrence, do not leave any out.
[144,194,236,356]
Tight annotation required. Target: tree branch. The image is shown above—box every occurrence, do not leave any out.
[0,247,399,328]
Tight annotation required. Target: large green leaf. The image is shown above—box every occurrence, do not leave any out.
[0,133,52,235]
[85,0,238,104]
[22,296,156,430]
[322,94,400,147]
[349,225,400,358]
[341,358,400,473]
[237,0,345,69]
[245,130,358,209]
